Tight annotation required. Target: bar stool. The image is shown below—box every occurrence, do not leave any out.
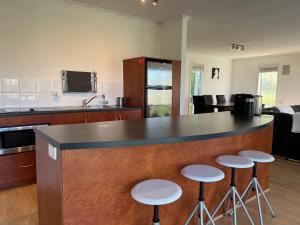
[131,179,182,225]
[236,150,276,225]
[209,155,255,225]
[181,165,225,225]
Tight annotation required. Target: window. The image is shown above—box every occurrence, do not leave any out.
[189,64,204,114]
[258,67,278,107]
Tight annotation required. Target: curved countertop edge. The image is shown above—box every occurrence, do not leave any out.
[0,106,142,117]
[35,115,274,150]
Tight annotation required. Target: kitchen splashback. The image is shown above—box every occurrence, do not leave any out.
[0,77,122,108]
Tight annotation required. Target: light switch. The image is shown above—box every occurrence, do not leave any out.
[48,144,57,160]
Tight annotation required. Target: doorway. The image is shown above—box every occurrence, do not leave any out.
[189,64,204,114]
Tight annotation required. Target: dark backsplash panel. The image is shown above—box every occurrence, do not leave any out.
[62,71,97,93]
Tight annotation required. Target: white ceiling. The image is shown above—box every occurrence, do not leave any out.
[69,0,300,58]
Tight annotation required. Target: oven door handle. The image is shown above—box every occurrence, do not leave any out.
[19,163,34,168]
[0,124,48,132]
[0,145,35,156]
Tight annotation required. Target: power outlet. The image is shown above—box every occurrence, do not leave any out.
[48,144,57,160]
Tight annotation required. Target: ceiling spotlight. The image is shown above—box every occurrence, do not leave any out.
[141,0,146,2]
[231,43,245,52]
[152,0,158,6]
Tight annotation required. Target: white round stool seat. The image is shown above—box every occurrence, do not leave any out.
[239,150,275,163]
[181,165,225,182]
[131,179,182,206]
[216,155,254,169]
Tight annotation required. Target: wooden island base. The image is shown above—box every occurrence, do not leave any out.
[36,124,273,225]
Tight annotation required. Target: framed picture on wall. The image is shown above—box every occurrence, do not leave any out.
[212,68,220,79]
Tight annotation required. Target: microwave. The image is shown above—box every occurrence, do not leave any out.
[0,124,48,156]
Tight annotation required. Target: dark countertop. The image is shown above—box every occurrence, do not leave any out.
[0,105,142,117]
[34,112,274,150]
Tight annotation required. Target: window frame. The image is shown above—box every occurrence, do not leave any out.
[257,66,279,107]
[188,63,204,114]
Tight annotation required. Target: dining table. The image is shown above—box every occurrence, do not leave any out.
[207,103,234,112]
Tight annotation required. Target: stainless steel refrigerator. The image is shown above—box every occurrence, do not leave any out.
[145,60,173,118]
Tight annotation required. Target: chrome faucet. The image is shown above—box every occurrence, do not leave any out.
[82,96,98,108]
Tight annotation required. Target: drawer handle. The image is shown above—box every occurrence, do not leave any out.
[19,164,34,168]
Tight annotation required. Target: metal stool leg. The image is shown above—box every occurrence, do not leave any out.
[203,203,216,225]
[206,189,231,225]
[185,182,216,225]
[199,202,204,225]
[184,204,199,225]
[256,178,276,217]
[228,179,254,216]
[254,179,264,225]
[230,163,276,225]
[224,194,232,216]
[153,205,160,225]
[207,168,255,225]
[232,188,237,225]
[233,187,255,225]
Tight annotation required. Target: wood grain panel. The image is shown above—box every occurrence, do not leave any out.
[0,151,36,190]
[123,58,145,108]
[0,109,143,191]
[51,112,86,125]
[86,111,117,122]
[0,114,51,127]
[172,60,181,116]
[87,109,143,122]
[119,109,143,120]
[59,125,273,225]
[35,136,62,225]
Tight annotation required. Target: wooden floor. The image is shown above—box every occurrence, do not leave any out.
[0,158,299,225]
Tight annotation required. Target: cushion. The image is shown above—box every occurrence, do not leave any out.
[263,107,280,113]
[276,106,295,115]
[292,105,300,113]
[292,113,300,133]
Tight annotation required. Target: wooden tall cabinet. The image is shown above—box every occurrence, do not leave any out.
[123,57,181,117]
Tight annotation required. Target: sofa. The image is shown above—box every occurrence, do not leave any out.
[262,105,300,161]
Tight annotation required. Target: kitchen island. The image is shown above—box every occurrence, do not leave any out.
[34,112,274,225]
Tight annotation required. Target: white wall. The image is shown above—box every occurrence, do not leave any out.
[232,52,300,106]
[0,0,160,108]
[160,16,190,114]
[160,19,182,61]
[185,52,232,113]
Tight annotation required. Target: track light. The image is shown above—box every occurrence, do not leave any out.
[231,44,245,52]
[141,0,159,6]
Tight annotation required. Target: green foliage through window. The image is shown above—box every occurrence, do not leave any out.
[258,70,278,107]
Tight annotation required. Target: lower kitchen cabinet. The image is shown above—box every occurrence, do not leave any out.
[0,151,36,190]
[0,108,142,190]
[0,114,52,127]
[87,109,143,122]
[52,112,87,125]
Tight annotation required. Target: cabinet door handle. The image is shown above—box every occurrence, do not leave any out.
[19,164,34,168]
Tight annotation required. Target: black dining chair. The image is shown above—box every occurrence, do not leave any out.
[203,95,214,105]
[193,96,214,113]
[230,94,236,104]
[216,95,226,104]
[193,96,207,114]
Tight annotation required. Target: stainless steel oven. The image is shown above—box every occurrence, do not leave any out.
[0,124,48,156]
